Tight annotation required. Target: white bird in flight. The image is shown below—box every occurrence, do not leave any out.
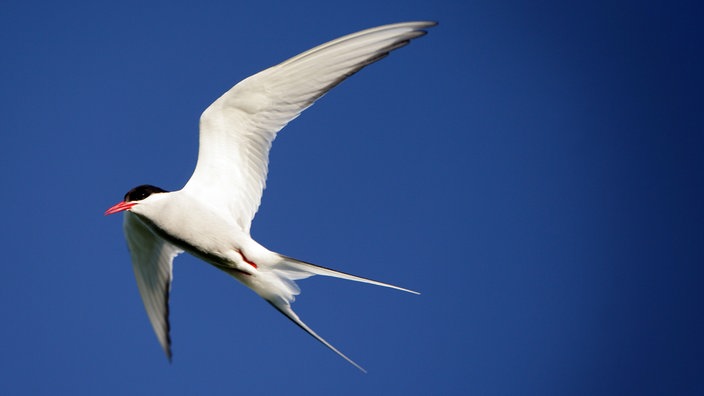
[105,21,436,372]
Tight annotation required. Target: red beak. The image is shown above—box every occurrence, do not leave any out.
[104,201,136,216]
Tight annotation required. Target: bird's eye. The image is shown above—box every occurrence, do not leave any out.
[124,184,168,202]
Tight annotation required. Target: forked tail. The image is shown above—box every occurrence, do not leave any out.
[267,299,368,372]
[252,254,419,372]
[277,254,420,295]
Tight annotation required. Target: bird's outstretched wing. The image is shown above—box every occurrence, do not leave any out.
[123,212,183,360]
[183,21,436,233]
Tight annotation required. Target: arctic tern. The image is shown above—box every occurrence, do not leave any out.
[105,21,436,372]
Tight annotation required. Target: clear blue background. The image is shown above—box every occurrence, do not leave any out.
[1,1,702,395]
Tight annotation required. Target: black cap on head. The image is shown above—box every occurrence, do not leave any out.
[124,185,168,202]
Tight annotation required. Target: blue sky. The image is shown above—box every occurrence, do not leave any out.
[1,0,702,395]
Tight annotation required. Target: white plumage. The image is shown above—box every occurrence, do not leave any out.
[106,21,435,372]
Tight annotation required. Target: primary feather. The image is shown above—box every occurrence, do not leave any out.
[183,21,437,232]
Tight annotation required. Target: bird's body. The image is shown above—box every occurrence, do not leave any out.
[106,21,435,372]
[130,189,258,273]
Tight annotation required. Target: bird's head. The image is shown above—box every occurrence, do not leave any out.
[104,184,169,215]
